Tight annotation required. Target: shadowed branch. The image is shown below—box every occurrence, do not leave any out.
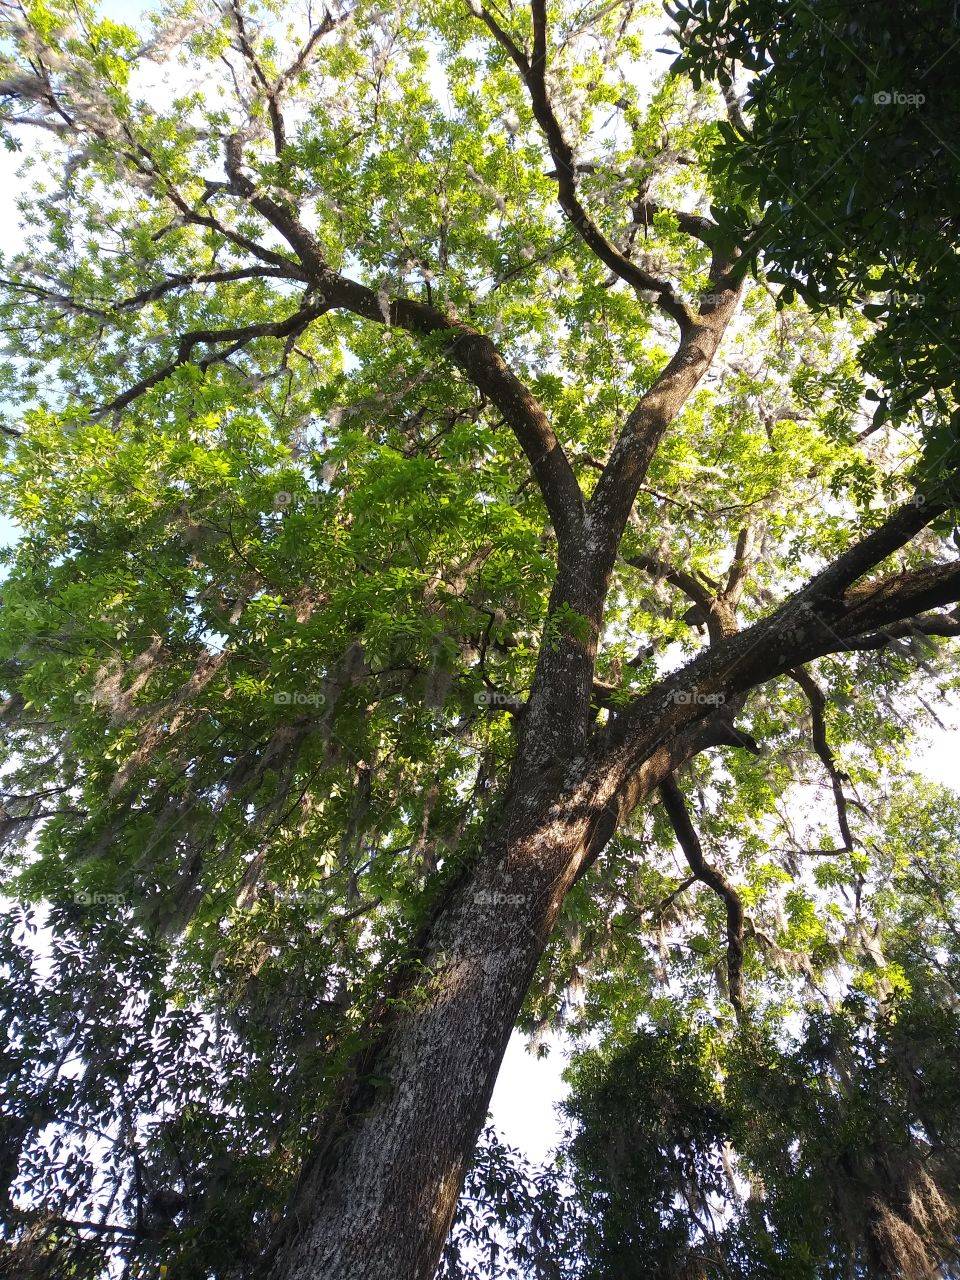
[659,775,746,1020]
[788,666,855,851]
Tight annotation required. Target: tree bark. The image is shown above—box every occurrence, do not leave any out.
[266,770,607,1280]
[265,708,736,1280]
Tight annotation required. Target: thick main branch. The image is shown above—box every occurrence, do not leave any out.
[606,501,960,789]
[472,0,695,329]
[220,135,585,544]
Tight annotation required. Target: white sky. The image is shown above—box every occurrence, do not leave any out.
[0,0,956,1173]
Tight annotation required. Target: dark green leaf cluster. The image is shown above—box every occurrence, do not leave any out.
[670,0,960,486]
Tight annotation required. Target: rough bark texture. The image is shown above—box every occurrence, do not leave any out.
[266,736,705,1279]
[267,782,596,1278]
[260,259,751,1280]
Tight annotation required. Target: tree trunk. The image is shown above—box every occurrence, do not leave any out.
[263,680,741,1280]
[265,765,617,1280]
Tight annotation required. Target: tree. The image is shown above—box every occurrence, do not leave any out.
[0,1,958,1277]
